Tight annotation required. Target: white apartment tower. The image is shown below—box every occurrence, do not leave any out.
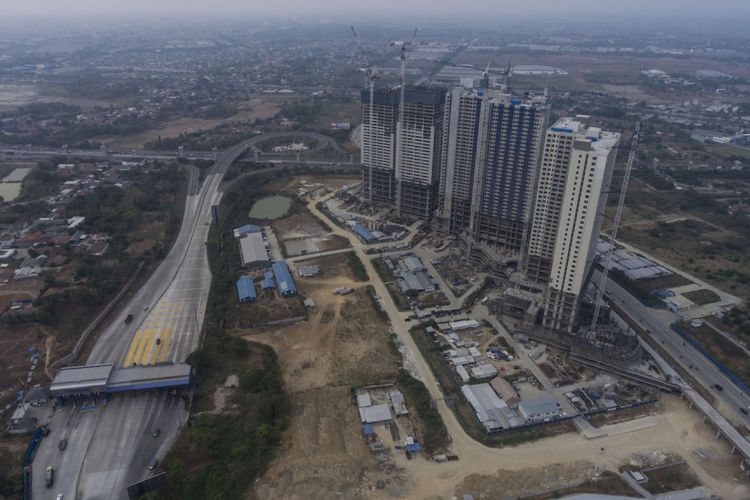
[527,118,619,334]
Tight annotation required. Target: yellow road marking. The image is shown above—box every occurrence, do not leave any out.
[140,328,160,366]
[132,329,154,367]
[157,326,175,363]
[123,329,145,368]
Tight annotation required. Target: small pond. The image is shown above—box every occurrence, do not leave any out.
[248,195,292,219]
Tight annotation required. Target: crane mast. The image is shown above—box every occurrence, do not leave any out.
[350,26,377,203]
[395,27,418,216]
[590,121,641,333]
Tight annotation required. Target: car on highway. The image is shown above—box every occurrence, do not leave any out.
[124,314,134,324]
[153,428,160,438]
[45,466,54,487]
[58,439,67,451]
[741,407,748,415]
[56,495,63,500]
[714,384,724,391]
[148,459,158,471]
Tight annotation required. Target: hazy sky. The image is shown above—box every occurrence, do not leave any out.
[4,0,750,20]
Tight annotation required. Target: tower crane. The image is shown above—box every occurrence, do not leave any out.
[589,120,641,334]
[350,26,379,203]
[393,27,418,215]
[480,57,493,90]
[501,60,513,93]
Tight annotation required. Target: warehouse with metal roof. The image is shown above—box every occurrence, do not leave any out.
[352,223,376,243]
[272,261,297,296]
[239,232,270,267]
[236,275,257,303]
[518,395,561,423]
[461,383,523,431]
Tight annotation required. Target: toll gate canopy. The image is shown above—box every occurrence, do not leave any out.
[50,363,191,397]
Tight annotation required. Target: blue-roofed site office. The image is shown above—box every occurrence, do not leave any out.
[271,261,297,296]
[236,275,257,303]
[49,363,192,402]
[261,271,275,291]
[352,223,376,243]
[233,224,262,238]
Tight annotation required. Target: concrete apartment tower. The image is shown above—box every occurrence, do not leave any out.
[526,117,619,334]
[440,87,548,258]
[395,87,447,219]
[440,87,488,234]
[471,94,548,253]
[360,88,400,205]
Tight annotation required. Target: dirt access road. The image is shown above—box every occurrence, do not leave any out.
[306,192,750,499]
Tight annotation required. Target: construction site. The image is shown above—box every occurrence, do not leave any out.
[223,173,750,500]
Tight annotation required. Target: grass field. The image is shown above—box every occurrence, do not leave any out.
[679,320,750,388]
[644,463,701,495]
[682,288,721,306]
[615,188,750,303]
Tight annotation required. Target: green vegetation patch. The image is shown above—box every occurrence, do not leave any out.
[395,369,449,455]
[345,251,369,282]
[371,257,396,283]
[678,320,750,388]
[643,463,701,495]
[682,289,721,306]
[164,338,289,500]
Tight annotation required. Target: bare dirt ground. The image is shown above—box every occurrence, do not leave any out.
[248,258,406,498]
[265,175,360,196]
[250,186,749,499]
[376,396,747,500]
[273,212,350,256]
[98,97,282,150]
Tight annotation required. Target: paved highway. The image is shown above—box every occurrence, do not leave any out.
[596,268,750,426]
[31,140,251,499]
[30,133,362,499]
[0,131,349,164]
